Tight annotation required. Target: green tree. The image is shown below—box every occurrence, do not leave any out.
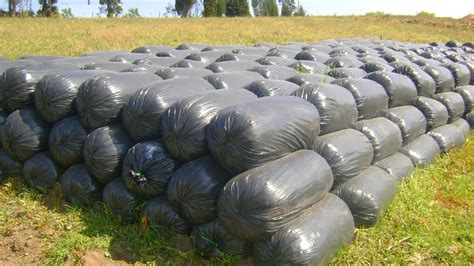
[61,7,73,18]
[175,0,197,17]
[226,0,250,17]
[263,0,278,16]
[281,0,296,16]
[37,0,58,17]
[295,4,306,16]
[203,0,216,17]
[99,0,122,18]
[123,8,140,18]
[216,0,226,16]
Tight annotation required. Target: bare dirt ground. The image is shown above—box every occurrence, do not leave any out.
[0,227,43,265]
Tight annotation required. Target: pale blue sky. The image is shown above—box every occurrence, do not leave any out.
[1,0,473,18]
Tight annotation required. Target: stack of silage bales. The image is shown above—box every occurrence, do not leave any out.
[0,39,473,264]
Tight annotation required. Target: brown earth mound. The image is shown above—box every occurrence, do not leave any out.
[461,14,474,22]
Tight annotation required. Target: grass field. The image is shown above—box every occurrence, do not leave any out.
[0,16,473,265]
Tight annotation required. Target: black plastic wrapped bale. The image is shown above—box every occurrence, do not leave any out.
[374,152,415,183]
[331,78,389,120]
[428,124,465,152]
[81,62,136,72]
[131,45,174,54]
[142,196,192,235]
[170,59,208,69]
[133,57,181,67]
[291,83,357,135]
[35,70,110,124]
[253,194,355,265]
[382,106,427,145]
[194,219,252,258]
[49,116,87,168]
[248,65,297,80]
[0,110,7,147]
[161,89,257,162]
[289,61,327,74]
[332,166,397,228]
[48,56,105,68]
[453,85,474,114]
[244,80,299,97]
[287,74,335,85]
[204,71,264,90]
[325,56,363,69]
[356,117,403,162]
[450,118,470,138]
[206,61,261,73]
[109,53,156,64]
[392,64,436,97]
[328,68,367,79]
[167,156,231,225]
[2,108,50,162]
[186,51,230,63]
[122,64,167,73]
[0,149,22,182]
[121,141,179,199]
[76,72,160,131]
[176,43,208,51]
[60,164,102,206]
[459,61,474,85]
[465,112,474,127]
[313,129,374,188]
[23,152,63,191]
[364,71,418,108]
[255,56,297,66]
[422,65,456,93]
[0,59,39,74]
[433,92,465,123]
[81,50,129,60]
[215,53,261,63]
[218,150,333,240]
[360,62,394,73]
[156,50,193,59]
[232,47,268,56]
[83,125,133,184]
[122,78,215,142]
[206,97,320,174]
[413,96,449,130]
[294,51,330,62]
[400,134,440,168]
[441,63,471,87]
[266,47,300,59]
[157,68,213,79]
[103,178,138,222]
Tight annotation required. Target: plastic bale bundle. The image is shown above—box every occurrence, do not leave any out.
[289,61,327,74]
[170,59,208,69]
[161,89,257,162]
[413,96,449,130]
[156,68,213,80]
[131,45,174,55]
[81,62,136,72]
[313,129,374,187]
[374,152,415,183]
[122,64,167,73]
[400,134,441,168]
[361,61,395,73]
[392,64,436,97]
[167,156,231,225]
[433,92,465,123]
[204,71,264,90]
[83,125,133,184]
[453,85,474,114]
[0,110,7,147]
[49,116,87,168]
[186,51,231,63]
[382,106,427,145]
[427,124,465,152]
[76,72,160,131]
[103,178,138,222]
[287,74,335,85]
[266,47,300,59]
[206,61,261,73]
[465,111,474,127]
[450,118,470,138]
[459,61,473,85]
[244,80,299,97]
[232,47,269,56]
[109,53,156,64]
[441,63,471,86]
[255,56,297,66]
[247,65,297,80]
[291,83,358,135]
[81,50,129,60]
[328,68,367,79]
[60,164,102,207]
[215,53,261,62]
[176,43,209,51]
[364,71,418,108]
[294,50,330,62]
[133,57,182,67]
[324,56,363,68]
[332,166,397,228]
[122,78,215,142]
[253,194,355,265]
[2,108,51,162]
[194,219,252,258]
[121,140,179,199]
[0,149,22,182]
[206,97,320,174]
[48,56,105,68]
[156,50,193,59]
[23,152,63,191]
[422,65,456,93]
[331,78,389,120]
[218,150,333,240]
[142,196,192,235]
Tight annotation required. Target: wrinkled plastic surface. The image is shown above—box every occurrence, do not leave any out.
[256,56,296,66]
[171,59,208,69]
[109,53,156,63]
[167,156,230,225]
[49,116,87,168]
[218,150,333,240]
[428,124,465,152]
[450,118,470,138]
[465,111,474,127]
[422,65,455,93]
[361,62,394,73]
[143,196,192,235]
[392,64,436,97]
[83,125,133,184]
[204,71,264,90]
[375,152,415,183]
[60,164,102,206]
[81,62,135,72]
[253,194,355,265]
[382,106,427,145]
[161,89,257,162]
[131,45,173,54]
[206,97,320,174]
[364,71,417,107]
[413,96,449,130]
[133,57,181,67]
[294,50,330,62]
[400,134,441,168]
[157,68,213,79]
[333,166,397,228]
[103,178,138,221]
[287,74,335,85]
[433,92,465,123]
[122,78,215,142]
[325,56,363,68]
[207,61,261,73]
[292,83,357,135]
[0,149,22,181]
[289,61,327,74]
[453,85,474,113]
[121,141,179,199]
[248,65,297,80]
[23,152,62,191]
[328,68,367,79]
[245,80,298,97]
[442,63,470,86]
[0,110,6,147]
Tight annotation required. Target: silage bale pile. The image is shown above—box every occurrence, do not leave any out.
[0,39,473,264]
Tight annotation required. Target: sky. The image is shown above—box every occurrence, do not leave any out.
[1,0,473,18]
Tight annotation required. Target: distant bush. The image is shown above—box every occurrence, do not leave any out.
[365,11,391,17]
[416,11,435,18]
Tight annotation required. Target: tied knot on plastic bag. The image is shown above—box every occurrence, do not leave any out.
[129,165,147,185]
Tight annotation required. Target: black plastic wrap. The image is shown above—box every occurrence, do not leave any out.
[81,62,136,72]
[450,118,470,138]
[161,89,257,162]
[413,96,449,130]
[0,149,22,181]
[206,96,320,174]
[428,124,465,152]
[465,111,474,127]
[206,61,261,73]
[460,61,474,85]
[331,78,388,120]
[287,74,335,85]
[133,57,181,66]
[194,219,252,258]
[204,71,264,90]
[364,71,417,107]
[48,56,104,68]
[382,106,427,145]
[122,64,167,73]
[156,50,193,59]
[109,53,156,63]
[35,70,110,124]
[433,92,466,123]
[83,125,133,184]
[325,56,363,68]
[248,65,297,80]
[374,152,415,183]
[244,80,299,97]
[142,196,192,235]
[0,110,6,147]
[81,50,129,59]
[255,56,297,66]
[157,68,213,79]
[60,164,102,206]
[392,64,436,97]
[170,59,208,69]
[218,150,333,240]
[291,83,357,135]
[422,65,456,93]
[232,47,268,56]
[253,194,354,265]
[103,178,138,221]
[2,108,51,162]
[313,129,374,187]
[294,50,330,62]
[76,72,160,131]
[122,78,215,142]
[49,116,87,168]
[167,156,231,225]
[266,47,300,59]
[185,51,228,63]
[360,62,394,73]
[289,61,327,74]
[176,43,209,51]
[131,45,173,54]
[453,85,474,114]
[400,134,441,168]
[215,53,261,62]
[332,166,397,228]
[121,140,179,199]
[0,59,39,73]
[441,62,471,87]
[328,68,367,78]
[23,152,62,191]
